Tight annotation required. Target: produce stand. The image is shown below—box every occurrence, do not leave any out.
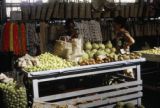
[20,58,145,107]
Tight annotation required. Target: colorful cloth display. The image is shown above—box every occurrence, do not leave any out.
[1,22,27,56]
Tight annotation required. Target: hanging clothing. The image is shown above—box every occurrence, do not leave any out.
[13,23,19,55]
[2,22,11,52]
[9,23,14,52]
[40,22,48,53]
[0,25,3,51]
[26,23,40,56]
[21,23,27,55]
[2,22,28,56]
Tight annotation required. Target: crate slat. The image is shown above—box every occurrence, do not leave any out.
[36,80,142,102]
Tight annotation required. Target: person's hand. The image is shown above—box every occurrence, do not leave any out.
[124,45,129,49]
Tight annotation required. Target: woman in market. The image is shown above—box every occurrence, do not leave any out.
[60,19,78,41]
[113,16,135,78]
[113,16,135,53]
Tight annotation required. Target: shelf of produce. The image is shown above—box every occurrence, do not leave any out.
[20,58,145,108]
[21,58,145,78]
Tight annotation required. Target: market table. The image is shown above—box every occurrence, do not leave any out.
[141,53,160,62]
[20,58,145,108]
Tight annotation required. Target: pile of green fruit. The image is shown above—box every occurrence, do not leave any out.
[82,41,116,60]
[140,48,160,55]
[113,102,145,108]
[78,41,142,66]
[0,82,27,108]
[24,52,75,72]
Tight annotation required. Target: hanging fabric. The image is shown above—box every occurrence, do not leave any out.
[59,1,65,19]
[0,25,3,51]
[9,23,14,52]
[2,22,11,52]
[26,23,39,56]
[40,22,48,53]
[46,3,55,20]
[13,23,19,55]
[72,1,78,18]
[21,23,27,55]
[65,0,72,19]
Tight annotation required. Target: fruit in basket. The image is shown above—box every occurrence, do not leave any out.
[92,43,99,49]
[105,41,113,49]
[84,41,92,50]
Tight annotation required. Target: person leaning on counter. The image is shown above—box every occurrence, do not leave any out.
[112,16,135,78]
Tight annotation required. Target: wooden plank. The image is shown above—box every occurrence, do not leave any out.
[79,92,142,108]
[36,80,142,101]
[85,3,91,19]
[41,4,48,20]
[35,4,42,20]
[31,4,36,20]
[130,5,134,17]
[52,2,59,18]
[59,2,65,19]
[98,100,138,108]
[65,2,73,18]
[46,3,55,20]
[73,2,79,18]
[134,4,138,17]
[21,5,29,20]
[54,86,142,105]
[37,66,137,82]
[79,2,85,18]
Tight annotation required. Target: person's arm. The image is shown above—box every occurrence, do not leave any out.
[124,32,135,47]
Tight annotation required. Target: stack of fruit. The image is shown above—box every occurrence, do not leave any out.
[78,41,141,66]
[79,41,116,65]
[0,82,27,108]
[139,48,160,55]
[23,52,76,72]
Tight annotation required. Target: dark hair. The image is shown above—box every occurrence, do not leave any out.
[65,19,75,28]
[114,16,127,28]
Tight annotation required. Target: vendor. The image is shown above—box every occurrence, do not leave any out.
[113,16,135,53]
[60,19,78,41]
[113,16,135,78]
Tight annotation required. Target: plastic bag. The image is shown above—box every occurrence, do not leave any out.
[72,38,83,56]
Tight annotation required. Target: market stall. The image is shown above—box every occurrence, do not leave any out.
[1,0,160,108]
[20,58,145,108]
